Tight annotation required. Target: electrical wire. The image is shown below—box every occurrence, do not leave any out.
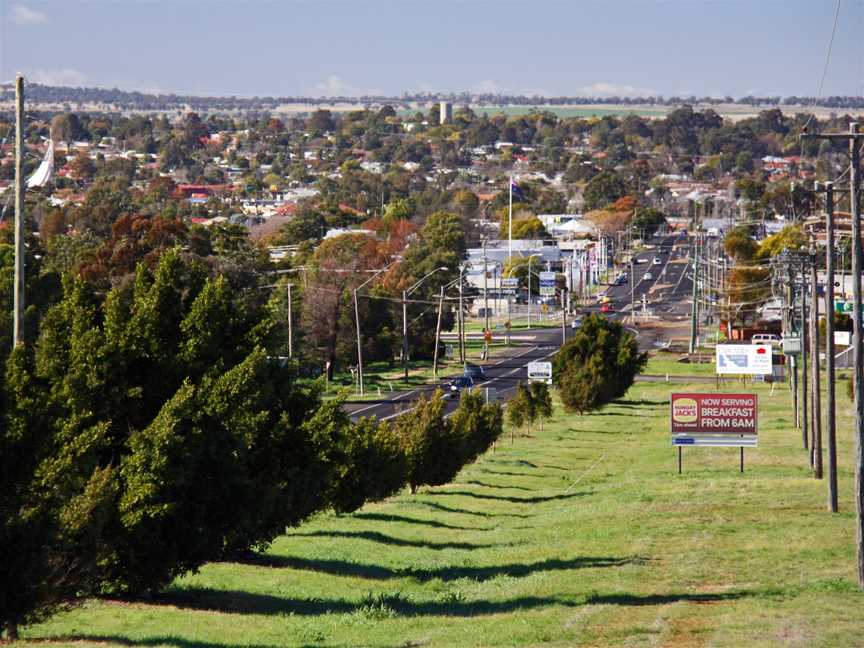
[799,0,843,172]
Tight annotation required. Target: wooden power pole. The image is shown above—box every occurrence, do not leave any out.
[820,181,839,510]
[806,122,864,586]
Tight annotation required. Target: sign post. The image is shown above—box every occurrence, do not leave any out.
[527,361,553,384]
[670,393,758,473]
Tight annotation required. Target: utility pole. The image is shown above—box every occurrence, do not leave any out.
[850,123,864,587]
[458,265,465,364]
[803,124,864,581]
[561,287,567,346]
[433,285,444,380]
[354,287,365,394]
[402,288,409,380]
[527,255,532,329]
[801,260,809,453]
[14,75,25,347]
[810,242,823,479]
[821,182,838,508]
[287,283,293,359]
[630,258,635,324]
[689,235,698,353]
[483,241,490,334]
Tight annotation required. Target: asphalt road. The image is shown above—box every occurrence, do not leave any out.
[591,233,693,320]
[343,325,567,422]
[344,234,696,422]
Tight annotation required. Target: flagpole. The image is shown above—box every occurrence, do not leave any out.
[508,175,513,262]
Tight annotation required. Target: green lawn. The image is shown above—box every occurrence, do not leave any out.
[19,364,864,647]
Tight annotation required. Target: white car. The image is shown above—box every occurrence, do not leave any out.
[652,257,662,265]
[642,272,653,281]
[751,333,781,346]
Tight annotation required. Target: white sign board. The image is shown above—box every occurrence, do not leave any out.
[835,331,852,346]
[527,361,553,384]
[715,344,772,375]
[539,271,556,296]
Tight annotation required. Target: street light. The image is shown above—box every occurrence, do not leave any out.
[505,254,540,329]
[354,260,399,396]
[403,266,448,380]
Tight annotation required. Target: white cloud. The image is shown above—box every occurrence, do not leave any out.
[9,4,47,25]
[581,82,657,98]
[473,79,500,94]
[29,68,88,87]
[310,75,381,97]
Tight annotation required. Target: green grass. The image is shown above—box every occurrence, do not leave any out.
[645,351,718,377]
[20,363,864,646]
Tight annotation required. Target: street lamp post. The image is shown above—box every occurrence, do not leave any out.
[458,264,466,364]
[354,261,398,396]
[402,267,448,380]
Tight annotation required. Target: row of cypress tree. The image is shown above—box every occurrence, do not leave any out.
[0,249,503,640]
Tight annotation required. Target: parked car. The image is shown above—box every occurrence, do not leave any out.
[652,257,662,265]
[751,333,781,346]
[448,376,474,393]
[463,364,486,381]
[642,272,653,281]
[600,303,613,314]
[570,317,583,330]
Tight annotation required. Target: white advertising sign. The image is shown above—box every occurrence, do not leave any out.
[539,271,556,296]
[715,344,772,375]
[527,361,553,384]
[834,331,851,346]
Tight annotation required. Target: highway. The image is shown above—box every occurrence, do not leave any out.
[591,232,693,321]
[343,325,567,422]
[343,233,695,423]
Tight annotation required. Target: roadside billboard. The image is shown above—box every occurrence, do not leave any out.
[539,272,556,296]
[715,344,772,375]
[670,393,758,447]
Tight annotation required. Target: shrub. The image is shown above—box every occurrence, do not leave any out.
[553,314,647,413]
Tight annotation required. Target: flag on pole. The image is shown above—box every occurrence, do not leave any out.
[26,140,54,189]
[510,178,525,202]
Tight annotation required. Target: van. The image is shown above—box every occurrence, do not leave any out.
[751,334,781,346]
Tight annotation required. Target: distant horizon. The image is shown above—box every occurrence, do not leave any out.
[5,80,864,105]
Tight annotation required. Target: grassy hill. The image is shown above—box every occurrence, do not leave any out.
[19,360,864,647]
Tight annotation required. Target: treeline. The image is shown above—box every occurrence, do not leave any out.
[8,83,864,113]
[0,247,503,640]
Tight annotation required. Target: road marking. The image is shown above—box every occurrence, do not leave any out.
[380,343,559,422]
[350,389,418,416]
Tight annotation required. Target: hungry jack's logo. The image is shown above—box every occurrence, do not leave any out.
[672,398,698,424]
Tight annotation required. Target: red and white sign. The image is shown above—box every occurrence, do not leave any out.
[671,393,758,447]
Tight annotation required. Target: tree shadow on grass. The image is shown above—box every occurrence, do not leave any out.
[423,490,587,504]
[611,399,667,407]
[23,636,281,648]
[408,500,536,519]
[588,411,632,416]
[462,479,536,492]
[585,590,752,606]
[286,529,496,550]
[486,459,538,468]
[150,588,579,617]
[229,554,640,583]
[350,511,486,531]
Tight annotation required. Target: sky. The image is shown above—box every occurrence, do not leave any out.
[2,0,864,99]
